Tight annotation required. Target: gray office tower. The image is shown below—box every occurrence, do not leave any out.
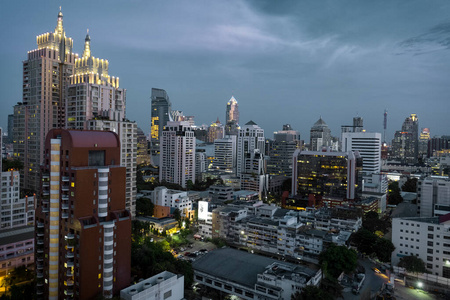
[150,88,172,163]
[267,124,301,177]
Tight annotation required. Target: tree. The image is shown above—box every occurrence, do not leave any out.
[291,285,333,300]
[398,255,427,274]
[365,211,378,219]
[173,208,182,227]
[319,244,357,279]
[374,238,395,262]
[402,177,418,193]
[352,228,378,255]
[388,181,403,205]
[136,197,154,216]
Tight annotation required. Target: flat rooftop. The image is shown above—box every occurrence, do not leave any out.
[192,247,317,289]
[0,226,34,246]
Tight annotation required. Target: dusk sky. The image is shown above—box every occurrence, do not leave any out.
[1,0,449,141]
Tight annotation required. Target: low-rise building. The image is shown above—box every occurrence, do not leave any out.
[120,271,184,300]
[0,226,34,279]
[150,186,194,220]
[193,247,321,300]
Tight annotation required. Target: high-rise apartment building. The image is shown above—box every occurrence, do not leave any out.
[341,131,381,176]
[150,88,171,157]
[13,9,77,192]
[309,117,331,151]
[206,119,225,143]
[236,121,265,176]
[225,96,240,136]
[267,124,301,177]
[159,121,196,188]
[35,129,131,299]
[391,114,419,163]
[136,127,151,166]
[240,150,268,199]
[65,33,137,216]
[292,150,363,200]
[86,120,137,216]
[213,136,236,173]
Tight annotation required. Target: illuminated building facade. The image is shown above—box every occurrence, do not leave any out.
[35,129,131,299]
[225,96,240,135]
[213,135,236,173]
[159,121,196,188]
[13,9,76,192]
[391,114,419,163]
[236,121,265,176]
[206,118,225,143]
[309,117,331,151]
[419,128,431,159]
[150,88,171,159]
[292,150,363,200]
[136,127,151,166]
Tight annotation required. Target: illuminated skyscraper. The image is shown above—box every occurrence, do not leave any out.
[418,128,430,159]
[13,9,76,192]
[225,96,240,135]
[391,114,419,163]
[151,88,171,159]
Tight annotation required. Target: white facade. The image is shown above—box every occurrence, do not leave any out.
[120,271,184,300]
[151,186,192,217]
[195,151,207,179]
[418,177,450,217]
[391,216,450,278]
[342,131,381,175]
[237,122,265,176]
[160,121,196,188]
[240,150,268,200]
[213,135,236,173]
[87,120,137,216]
[0,170,35,229]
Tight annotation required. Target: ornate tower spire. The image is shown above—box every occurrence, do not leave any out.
[55,7,64,35]
[83,29,91,58]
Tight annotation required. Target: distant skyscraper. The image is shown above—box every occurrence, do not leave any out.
[136,127,151,165]
[309,117,331,151]
[225,96,240,135]
[151,88,172,157]
[13,9,76,192]
[240,149,268,199]
[35,129,131,299]
[236,121,265,176]
[418,128,430,159]
[391,114,419,163]
[159,121,196,188]
[341,117,364,134]
[267,124,301,177]
[207,118,225,143]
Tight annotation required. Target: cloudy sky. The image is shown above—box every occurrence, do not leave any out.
[1,0,449,141]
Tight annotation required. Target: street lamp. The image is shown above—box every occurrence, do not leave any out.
[417,282,423,289]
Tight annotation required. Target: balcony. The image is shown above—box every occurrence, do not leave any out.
[42,207,49,213]
[42,190,50,196]
[66,233,75,240]
[61,185,69,192]
[66,270,74,276]
[37,222,45,228]
[62,176,70,182]
[62,213,69,219]
[66,279,74,286]
[37,271,44,278]
[62,194,69,201]
[65,261,74,268]
[37,232,44,237]
[65,252,74,259]
[62,203,69,210]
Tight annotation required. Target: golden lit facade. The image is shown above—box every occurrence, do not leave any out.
[13,8,76,192]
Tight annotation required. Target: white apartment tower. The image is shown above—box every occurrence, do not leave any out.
[237,121,265,176]
[418,177,450,217]
[341,131,382,175]
[160,121,196,188]
[213,135,236,173]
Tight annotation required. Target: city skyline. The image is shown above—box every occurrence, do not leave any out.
[1,1,450,140]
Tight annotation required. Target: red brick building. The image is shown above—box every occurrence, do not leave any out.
[35,129,131,299]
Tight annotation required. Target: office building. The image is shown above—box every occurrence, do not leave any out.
[136,127,151,166]
[13,9,77,192]
[341,117,364,134]
[391,215,450,278]
[212,135,236,173]
[309,117,331,151]
[292,149,363,200]
[236,121,265,176]
[159,121,195,188]
[35,129,131,299]
[267,124,301,177]
[86,120,137,216]
[419,128,431,159]
[150,88,171,158]
[391,114,419,163]
[225,96,240,136]
[341,131,381,176]
[417,176,450,217]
